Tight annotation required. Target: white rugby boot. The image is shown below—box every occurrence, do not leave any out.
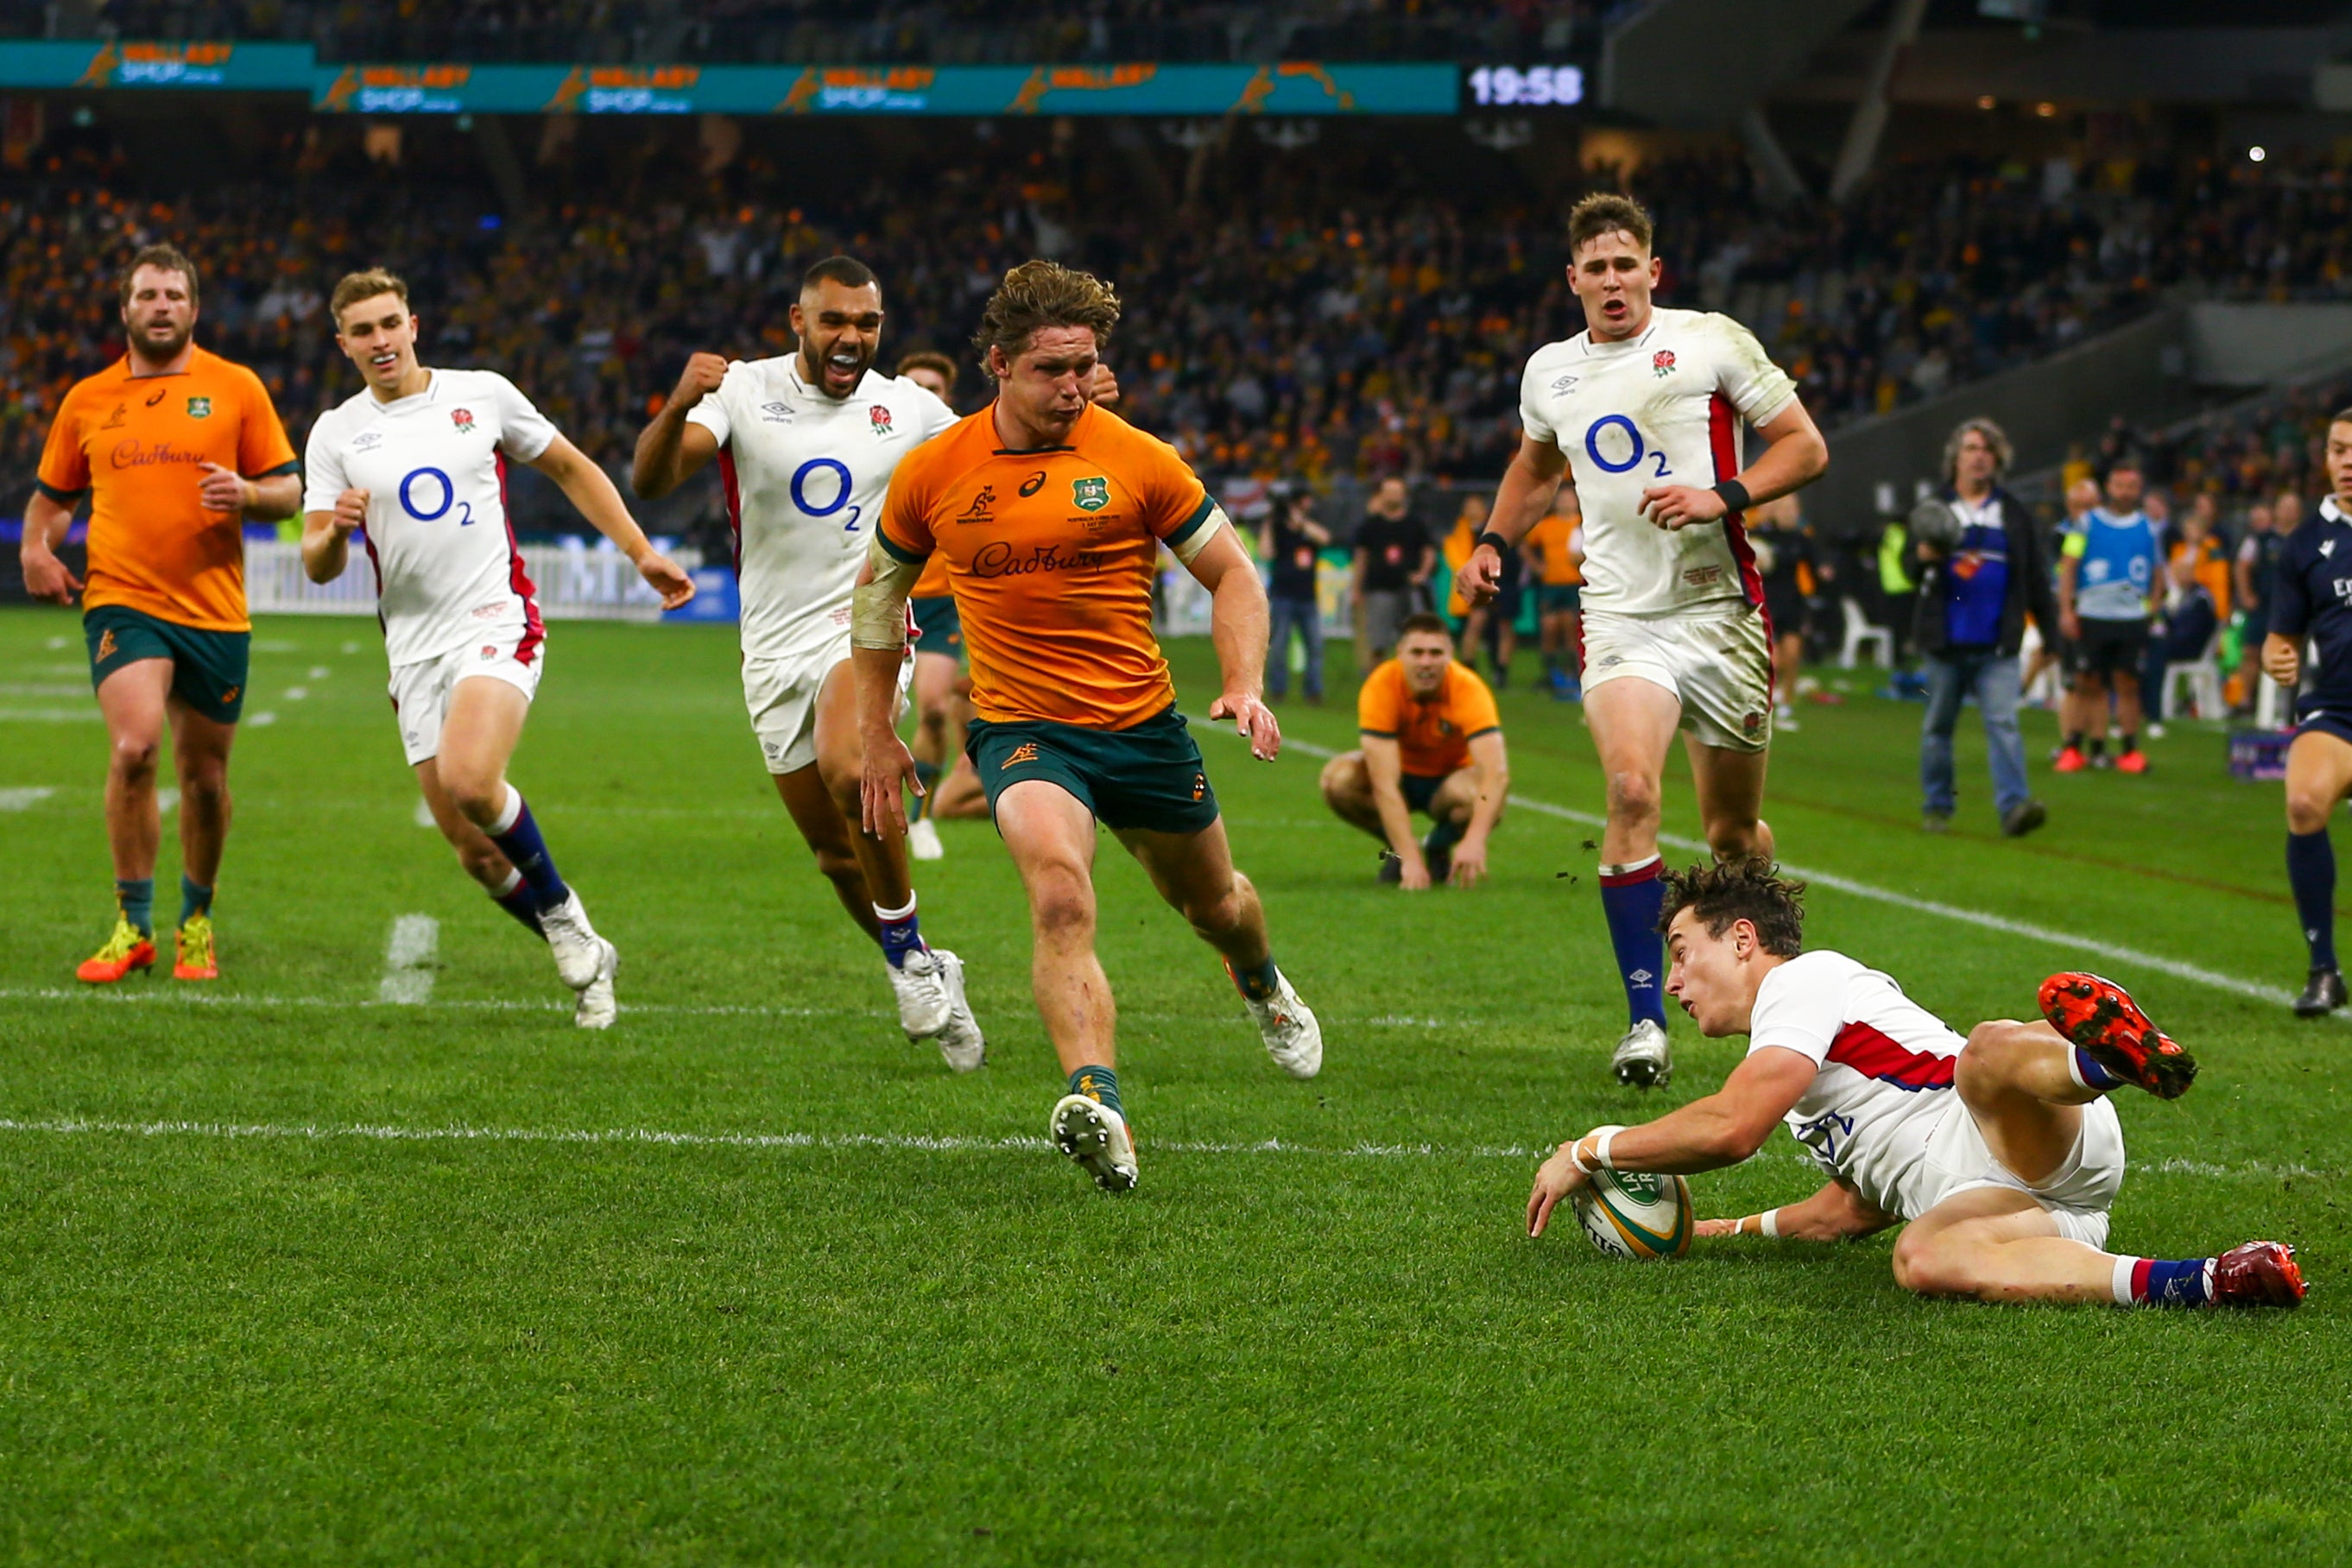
[538,892,609,991]
[907,817,945,862]
[573,938,619,1030]
[1052,1093,1138,1192]
[929,948,985,1072]
[887,945,955,1041]
[1236,964,1323,1079]
[1611,1017,1672,1089]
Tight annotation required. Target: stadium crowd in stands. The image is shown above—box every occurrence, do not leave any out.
[9,136,2352,535]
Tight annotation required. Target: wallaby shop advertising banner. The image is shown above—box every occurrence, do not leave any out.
[4,43,1458,115]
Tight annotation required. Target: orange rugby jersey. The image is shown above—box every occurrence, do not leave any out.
[912,549,953,600]
[1357,657,1501,778]
[879,402,1217,729]
[1523,511,1584,585]
[36,346,296,631]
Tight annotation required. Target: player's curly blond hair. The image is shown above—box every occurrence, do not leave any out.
[971,260,1119,379]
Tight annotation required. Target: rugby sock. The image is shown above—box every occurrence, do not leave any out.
[1598,856,1669,1027]
[2287,828,2337,970]
[2120,733,2140,755]
[912,760,940,820]
[2063,731,2085,752]
[489,867,544,936]
[1067,1064,1122,1118]
[1230,956,1280,1002]
[875,895,925,970]
[485,785,572,912]
[2113,1255,2215,1307]
[115,877,155,938]
[2067,1046,2127,1093]
[177,874,212,926]
[1423,815,1465,856]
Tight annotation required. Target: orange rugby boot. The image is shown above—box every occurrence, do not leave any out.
[173,914,218,981]
[77,916,156,984]
[2038,971,2197,1098]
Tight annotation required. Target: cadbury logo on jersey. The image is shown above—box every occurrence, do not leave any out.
[971,541,1113,579]
[451,408,476,433]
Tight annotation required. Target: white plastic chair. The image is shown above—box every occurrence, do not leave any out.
[1837,596,1893,670]
[2018,621,2062,708]
[2160,629,2224,723]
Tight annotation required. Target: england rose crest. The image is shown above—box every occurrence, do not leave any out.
[1652,350,1677,378]
[869,404,895,436]
[452,408,476,432]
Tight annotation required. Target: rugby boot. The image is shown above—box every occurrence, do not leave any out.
[1611,1017,1672,1090]
[2292,965,2347,1018]
[172,914,218,981]
[76,917,155,984]
[1230,964,1322,1079]
[2115,749,2149,775]
[2053,745,2088,773]
[2038,971,2197,1099]
[1052,1093,1138,1193]
[573,938,619,1030]
[929,950,986,1073]
[2210,1241,2306,1308]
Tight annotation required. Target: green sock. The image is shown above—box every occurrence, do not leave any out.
[1067,1065,1122,1117]
[179,874,212,926]
[912,760,941,821]
[115,877,155,937]
[1424,817,1465,855]
[1232,957,1280,1001]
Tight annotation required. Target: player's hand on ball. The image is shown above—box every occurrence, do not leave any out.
[1638,484,1727,531]
[1454,544,1502,606]
[1691,1217,1740,1239]
[332,488,370,536]
[1211,691,1280,761]
[669,351,727,412]
[197,461,251,514]
[1526,1143,1590,1237]
[1088,364,1121,407]
[636,550,696,610]
[861,730,920,839]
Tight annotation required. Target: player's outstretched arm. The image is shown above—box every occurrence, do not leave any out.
[1186,522,1280,762]
[1460,433,1567,604]
[525,435,693,609]
[1694,1179,1894,1243]
[1450,731,1509,888]
[850,540,926,838]
[1638,399,1828,532]
[17,490,83,604]
[300,490,368,585]
[631,353,725,500]
[1527,1046,1813,1237]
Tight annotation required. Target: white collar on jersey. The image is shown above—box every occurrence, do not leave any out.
[1577,319,1661,355]
[365,367,443,413]
[781,358,883,406]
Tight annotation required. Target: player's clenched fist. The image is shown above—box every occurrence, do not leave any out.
[669,352,728,412]
[332,488,370,535]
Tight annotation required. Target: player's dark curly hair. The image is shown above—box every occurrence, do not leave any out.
[1568,192,1653,256]
[971,260,1119,379]
[1656,858,1806,957]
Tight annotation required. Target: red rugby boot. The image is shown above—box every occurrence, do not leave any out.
[2038,971,2198,1099]
[2211,1242,2306,1308]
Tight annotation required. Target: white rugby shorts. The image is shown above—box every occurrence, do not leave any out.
[1892,1094,2125,1249]
[1577,605,1774,752]
[389,629,544,767]
[743,629,911,775]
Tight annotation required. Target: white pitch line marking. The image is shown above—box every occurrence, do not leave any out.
[0,1116,2324,1183]
[156,787,180,816]
[246,711,277,727]
[44,635,67,650]
[1192,718,2314,1013]
[413,798,439,828]
[0,787,55,811]
[284,687,309,701]
[307,666,332,680]
[0,683,88,698]
[378,914,439,1005]
[0,709,101,723]
[339,642,361,655]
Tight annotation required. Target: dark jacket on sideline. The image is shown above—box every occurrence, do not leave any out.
[1910,486,2061,660]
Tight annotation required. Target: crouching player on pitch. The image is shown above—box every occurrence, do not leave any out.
[853,261,1322,1194]
[305,269,695,1027]
[1526,860,2305,1308]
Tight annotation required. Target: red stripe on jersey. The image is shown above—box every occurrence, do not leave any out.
[1826,1020,1957,1091]
[1710,391,1765,610]
[718,447,743,578]
[358,529,389,642]
[497,452,545,667]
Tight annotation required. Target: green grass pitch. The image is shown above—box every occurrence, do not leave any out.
[1,606,2345,1564]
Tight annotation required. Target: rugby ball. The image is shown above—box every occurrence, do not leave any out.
[1573,1168,1693,1261]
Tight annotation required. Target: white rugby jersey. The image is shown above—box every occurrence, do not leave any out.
[1745,948,1965,1220]
[1519,307,1797,617]
[304,368,557,668]
[687,357,955,661]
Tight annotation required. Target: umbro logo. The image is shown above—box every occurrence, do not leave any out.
[759,401,793,423]
[1551,375,1578,394]
[351,430,384,451]
[1629,969,1654,985]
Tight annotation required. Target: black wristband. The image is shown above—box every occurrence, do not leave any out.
[1711,479,1752,515]
[1476,530,1510,554]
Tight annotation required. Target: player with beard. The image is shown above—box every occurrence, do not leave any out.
[22,244,300,985]
[633,257,989,1067]
[1455,193,1828,1091]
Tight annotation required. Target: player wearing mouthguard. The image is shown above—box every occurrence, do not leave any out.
[1526,859,2305,1309]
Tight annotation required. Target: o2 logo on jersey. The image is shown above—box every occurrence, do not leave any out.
[1584,414,1672,479]
[791,457,862,533]
[399,466,475,527]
